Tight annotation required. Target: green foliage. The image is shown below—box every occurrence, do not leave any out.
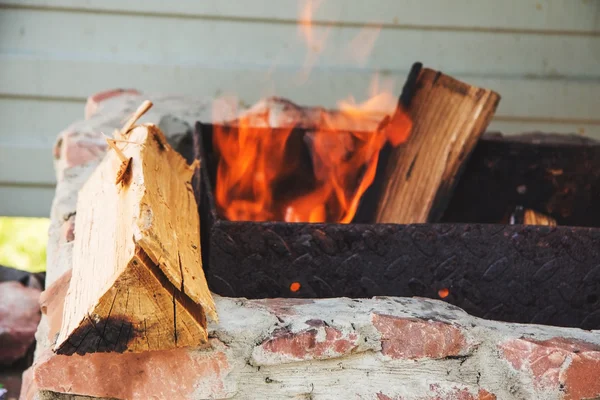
[0,217,49,272]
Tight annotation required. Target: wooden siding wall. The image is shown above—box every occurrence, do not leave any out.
[0,0,599,217]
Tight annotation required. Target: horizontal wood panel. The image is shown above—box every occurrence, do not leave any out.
[1,9,598,79]
[1,115,597,217]
[0,184,54,217]
[2,0,598,33]
[1,55,599,122]
[2,112,599,217]
[0,97,82,145]
[0,145,55,185]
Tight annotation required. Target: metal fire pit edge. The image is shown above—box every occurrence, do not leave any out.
[192,122,600,330]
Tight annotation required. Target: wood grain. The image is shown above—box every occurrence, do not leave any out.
[524,209,557,227]
[54,123,216,355]
[374,69,500,223]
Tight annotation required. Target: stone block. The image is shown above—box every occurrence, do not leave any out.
[0,282,41,366]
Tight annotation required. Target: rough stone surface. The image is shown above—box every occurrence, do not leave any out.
[372,313,471,360]
[29,341,233,400]
[0,281,41,366]
[38,269,72,343]
[252,323,360,366]
[26,90,600,400]
[500,337,600,400]
[28,271,600,400]
[84,89,140,119]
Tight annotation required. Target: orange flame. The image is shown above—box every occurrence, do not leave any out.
[297,0,332,83]
[213,93,412,223]
[344,26,382,66]
[212,1,413,223]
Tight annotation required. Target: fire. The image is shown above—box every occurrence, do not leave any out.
[211,1,413,223]
[297,0,331,82]
[213,91,412,223]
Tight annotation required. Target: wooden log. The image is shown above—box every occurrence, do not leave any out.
[374,67,500,223]
[54,121,216,355]
[510,206,557,227]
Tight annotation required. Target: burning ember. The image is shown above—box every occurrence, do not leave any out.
[212,2,412,223]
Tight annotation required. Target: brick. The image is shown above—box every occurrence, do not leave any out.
[31,340,232,400]
[372,313,470,360]
[375,384,495,400]
[0,282,41,365]
[477,389,496,400]
[20,366,37,400]
[39,269,72,342]
[58,131,107,169]
[252,322,359,366]
[85,88,140,119]
[560,347,600,400]
[499,337,600,399]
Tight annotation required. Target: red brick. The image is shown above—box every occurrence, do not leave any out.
[499,337,600,399]
[0,282,41,365]
[560,350,600,400]
[372,314,470,360]
[376,385,493,400]
[85,88,140,119]
[31,340,232,400]
[20,366,37,400]
[477,389,496,400]
[59,131,107,168]
[39,269,72,341]
[253,324,359,365]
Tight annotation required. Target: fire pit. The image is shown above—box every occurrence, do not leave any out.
[193,126,600,330]
[190,66,600,330]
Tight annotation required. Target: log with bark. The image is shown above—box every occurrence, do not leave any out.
[374,64,501,224]
[54,102,217,355]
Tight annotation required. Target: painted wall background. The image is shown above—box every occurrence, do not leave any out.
[0,0,598,216]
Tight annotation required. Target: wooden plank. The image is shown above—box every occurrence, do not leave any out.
[1,0,598,33]
[2,56,599,122]
[1,9,598,79]
[0,185,54,217]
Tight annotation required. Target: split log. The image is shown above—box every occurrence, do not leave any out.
[374,65,501,223]
[510,206,557,227]
[55,115,216,355]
